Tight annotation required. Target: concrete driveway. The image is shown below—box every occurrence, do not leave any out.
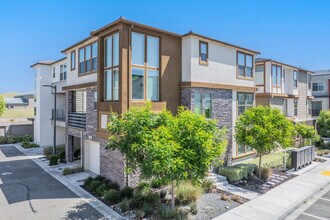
[0,145,105,220]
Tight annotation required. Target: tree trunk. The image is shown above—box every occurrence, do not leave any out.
[258,155,263,179]
[125,158,129,187]
[171,180,175,208]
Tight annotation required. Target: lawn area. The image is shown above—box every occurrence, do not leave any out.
[242,149,295,168]
[1,109,34,118]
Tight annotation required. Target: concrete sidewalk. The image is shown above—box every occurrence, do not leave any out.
[214,159,330,220]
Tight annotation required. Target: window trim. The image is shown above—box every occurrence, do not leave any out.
[130,31,161,102]
[236,51,254,80]
[78,41,98,76]
[293,70,298,88]
[199,41,208,65]
[70,50,76,71]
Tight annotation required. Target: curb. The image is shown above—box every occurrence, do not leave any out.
[11,144,126,220]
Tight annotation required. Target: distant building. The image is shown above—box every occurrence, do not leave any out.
[4,93,34,109]
[311,70,330,116]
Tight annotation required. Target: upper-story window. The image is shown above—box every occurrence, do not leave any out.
[237,52,253,78]
[79,42,98,75]
[308,74,311,90]
[199,41,208,64]
[255,65,264,86]
[131,32,160,101]
[312,83,324,92]
[104,33,119,101]
[71,51,76,70]
[60,64,67,80]
[293,70,298,88]
[52,67,55,78]
[271,65,282,86]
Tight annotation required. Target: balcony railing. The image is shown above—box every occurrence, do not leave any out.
[52,109,66,121]
[68,112,86,129]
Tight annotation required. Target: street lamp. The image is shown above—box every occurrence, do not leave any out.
[43,84,57,155]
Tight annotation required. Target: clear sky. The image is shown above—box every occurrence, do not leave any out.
[0,0,329,93]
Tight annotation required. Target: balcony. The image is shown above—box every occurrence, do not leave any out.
[68,112,86,129]
[52,109,66,121]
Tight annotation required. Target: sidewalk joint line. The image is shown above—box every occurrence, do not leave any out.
[302,212,328,220]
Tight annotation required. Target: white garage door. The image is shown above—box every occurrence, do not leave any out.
[84,140,100,175]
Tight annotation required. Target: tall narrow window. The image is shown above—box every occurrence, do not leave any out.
[277,66,282,85]
[79,43,98,74]
[60,65,63,80]
[194,93,202,115]
[104,33,119,101]
[294,99,298,116]
[255,65,264,85]
[272,65,282,86]
[92,43,98,71]
[308,74,311,90]
[79,48,85,74]
[53,67,55,78]
[131,32,160,101]
[71,51,76,70]
[199,41,208,63]
[63,64,67,80]
[293,70,298,88]
[237,52,253,78]
[312,101,322,116]
[85,45,91,72]
[272,65,277,85]
[204,93,212,118]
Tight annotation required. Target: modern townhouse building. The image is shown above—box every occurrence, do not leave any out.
[32,17,260,187]
[254,58,313,123]
[311,70,330,116]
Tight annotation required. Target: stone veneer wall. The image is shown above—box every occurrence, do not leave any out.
[65,87,138,188]
[181,87,233,164]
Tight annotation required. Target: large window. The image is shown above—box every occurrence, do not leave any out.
[237,52,253,78]
[293,70,298,88]
[237,93,254,115]
[71,51,76,70]
[79,42,98,75]
[194,93,212,118]
[312,83,324,92]
[271,65,282,86]
[60,64,67,80]
[131,32,160,101]
[199,41,208,63]
[104,33,119,101]
[312,101,322,116]
[294,99,298,116]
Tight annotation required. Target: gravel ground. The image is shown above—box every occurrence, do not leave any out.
[189,193,240,220]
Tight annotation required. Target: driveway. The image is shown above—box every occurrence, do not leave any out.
[0,145,105,220]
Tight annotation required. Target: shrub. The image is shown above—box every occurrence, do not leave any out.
[142,203,154,217]
[104,189,120,204]
[190,202,197,215]
[96,183,108,197]
[257,167,272,181]
[6,135,22,144]
[175,182,203,205]
[84,176,94,189]
[143,191,160,205]
[221,194,229,201]
[119,199,130,212]
[232,195,242,203]
[89,180,102,192]
[59,151,66,163]
[159,190,167,199]
[151,178,165,188]
[218,164,257,182]
[137,182,151,192]
[49,155,59,166]
[317,110,330,138]
[43,146,53,157]
[0,136,7,144]
[22,135,33,143]
[121,186,134,199]
[158,206,182,219]
[104,179,120,191]
[94,175,106,182]
[130,191,144,209]
[21,142,39,148]
[201,178,214,193]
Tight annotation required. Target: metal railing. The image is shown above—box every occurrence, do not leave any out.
[68,112,86,129]
[52,109,66,121]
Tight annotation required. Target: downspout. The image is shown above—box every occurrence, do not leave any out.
[80,130,83,168]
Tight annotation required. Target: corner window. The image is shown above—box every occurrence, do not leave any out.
[71,51,76,70]
[271,65,282,86]
[199,41,208,63]
[60,64,67,80]
[312,83,324,92]
[294,99,298,116]
[131,32,160,101]
[193,93,212,118]
[237,93,254,116]
[293,70,298,88]
[104,33,119,101]
[79,42,98,75]
[237,52,253,78]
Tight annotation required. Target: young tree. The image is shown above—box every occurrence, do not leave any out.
[107,104,228,207]
[235,106,296,178]
[317,110,330,138]
[0,96,5,116]
[295,122,320,147]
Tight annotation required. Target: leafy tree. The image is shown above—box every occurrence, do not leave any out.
[317,110,330,138]
[235,106,295,178]
[107,104,227,207]
[0,96,5,116]
[295,122,319,147]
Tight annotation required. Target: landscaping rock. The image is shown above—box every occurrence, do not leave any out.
[178,205,191,215]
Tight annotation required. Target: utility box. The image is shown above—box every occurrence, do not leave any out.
[291,146,315,170]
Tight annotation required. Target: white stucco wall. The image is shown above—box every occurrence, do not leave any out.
[182,36,255,88]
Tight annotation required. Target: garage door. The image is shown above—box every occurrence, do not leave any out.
[84,140,100,175]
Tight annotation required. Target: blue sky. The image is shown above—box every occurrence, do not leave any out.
[0,0,329,93]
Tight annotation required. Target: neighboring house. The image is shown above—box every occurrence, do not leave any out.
[14,93,34,109]
[255,58,313,123]
[310,70,330,116]
[5,98,28,109]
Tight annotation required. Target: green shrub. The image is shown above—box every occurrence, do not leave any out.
[62,166,84,175]
[96,183,108,197]
[104,179,120,191]
[43,146,53,157]
[158,206,182,219]
[21,141,39,148]
[94,175,106,182]
[218,164,258,182]
[0,136,7,144]
[137,182,151,192]
[190,202,197,215]
[22,135,33,142]
[84,176,94,189]
[175,182,202,205]
[143,191,160,205]
[103,189,120,204]
[151,178,165,188]
[121,186,134,199]
[89,180,102,192]
[317,110,330,138]
[159,190,167,199]
[6,135,22,144]
[49,155,59,166]
[200,178,214,193]
[119,199,130,212]
[143,203,154,217]
[130,191,144,209]
[59,151,66,163]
